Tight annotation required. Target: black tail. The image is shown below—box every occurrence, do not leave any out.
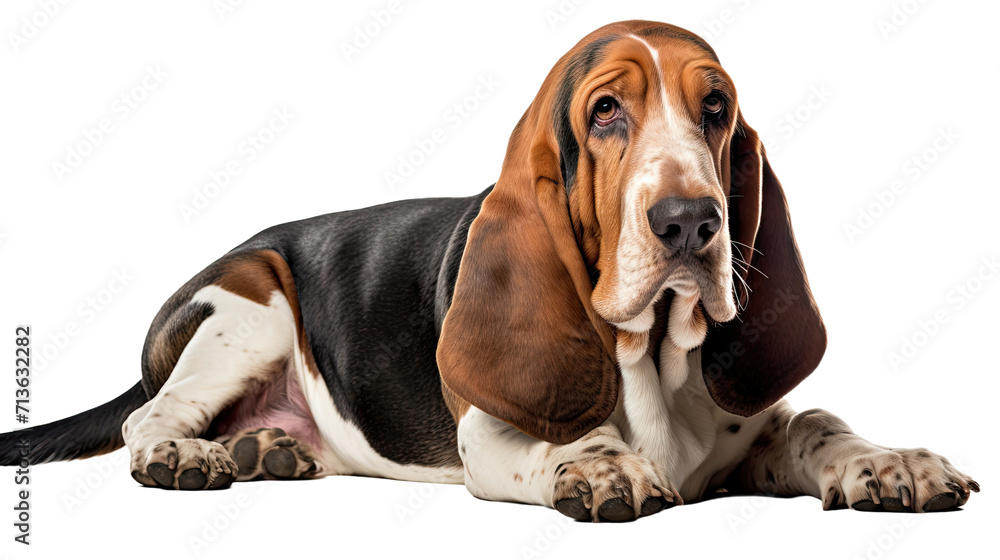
[0,382,148,465]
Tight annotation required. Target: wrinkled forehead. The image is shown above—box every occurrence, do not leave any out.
[557,22,718,83]
[631,23,719,62]
[553,22,722,130]
[551,23,721,190]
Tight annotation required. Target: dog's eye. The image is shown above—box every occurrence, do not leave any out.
[592,97,621,126]
[702,93,724,115]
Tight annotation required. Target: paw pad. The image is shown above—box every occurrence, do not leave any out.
[219,428,317,481]
[132,439,237,490]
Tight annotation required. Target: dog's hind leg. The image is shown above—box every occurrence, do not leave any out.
[215,428,317,481]
[123,251,322,490]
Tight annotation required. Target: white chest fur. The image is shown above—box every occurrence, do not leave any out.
[613,290,720,488]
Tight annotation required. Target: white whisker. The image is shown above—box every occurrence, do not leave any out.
[732,258,768,280]
[731,240,762,257]
[731,264,752,312]
[731,245,769,279]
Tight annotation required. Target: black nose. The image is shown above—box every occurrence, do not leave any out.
[647,197,723,254]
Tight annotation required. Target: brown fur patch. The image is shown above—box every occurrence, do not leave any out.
[616,329,649,358]
[142,249,322,394]
[437,173,619,444]
[215,250,321,379]
[878,465,897,479]
[145,301,215,391]
[441,380,471,424]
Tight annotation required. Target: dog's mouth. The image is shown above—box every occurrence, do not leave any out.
[592,250,737,329]
[677,258,738,324]
[656,258,738,324]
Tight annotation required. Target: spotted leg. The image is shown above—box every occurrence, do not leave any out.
[123,284,298,490]
[457,407,678,522]
[726,402,979,512]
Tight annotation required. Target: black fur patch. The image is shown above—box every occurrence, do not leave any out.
[553,35,619,193]
[226,190,491,468]
[142,301,216,394]
[0,382,146,465]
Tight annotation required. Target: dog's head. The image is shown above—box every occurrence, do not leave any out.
[438,21,826,442]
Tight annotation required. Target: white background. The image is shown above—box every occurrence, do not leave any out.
[1,1,997,558]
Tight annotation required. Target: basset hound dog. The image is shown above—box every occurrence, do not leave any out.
[1,20,978,521]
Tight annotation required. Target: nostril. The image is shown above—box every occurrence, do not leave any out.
[693,208,722,250]
[647,196,723,254]
[697,223,713,241]
[699,212,721,237]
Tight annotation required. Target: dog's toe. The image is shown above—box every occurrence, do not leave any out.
[218,428,318,481]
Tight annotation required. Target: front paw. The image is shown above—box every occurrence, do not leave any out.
[131,438,238,490]
[552,450,677,522]
[820,448,979,513]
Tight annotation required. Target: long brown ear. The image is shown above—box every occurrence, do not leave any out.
[701,114,827,417]
[437,100,618,445]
